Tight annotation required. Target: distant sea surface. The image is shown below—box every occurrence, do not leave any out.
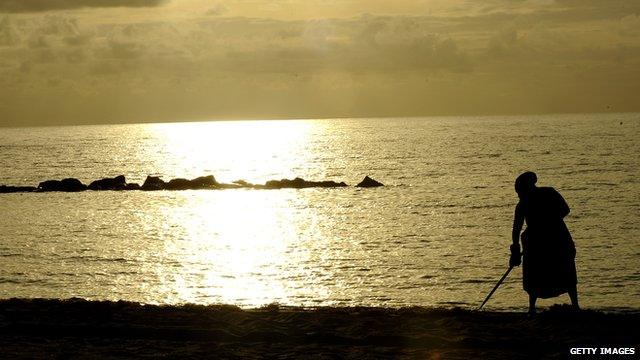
[1,114,639,311]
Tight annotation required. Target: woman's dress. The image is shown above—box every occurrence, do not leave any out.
[518,187,577,298]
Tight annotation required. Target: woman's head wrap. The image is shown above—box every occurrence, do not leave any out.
[515,171,537,193]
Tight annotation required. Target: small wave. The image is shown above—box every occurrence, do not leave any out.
[0,278,22,284]
[0,277,49,285]
[0,253,23,258]
[468,204,510,210]
[63,255,133,263]
[460,279,493,284]
[561,169,621,175]
[436,301,468,306]
[430,203,457,208]
[45,272,79,277]
[586,182,617,187]
[459,153,502,159]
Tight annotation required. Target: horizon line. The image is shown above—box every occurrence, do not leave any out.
[1,110,636,129]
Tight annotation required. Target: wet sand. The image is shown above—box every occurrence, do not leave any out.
[0,298,637,359]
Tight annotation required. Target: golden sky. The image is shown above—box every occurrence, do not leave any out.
[1,0,639,126]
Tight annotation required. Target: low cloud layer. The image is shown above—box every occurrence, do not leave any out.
[0,0,167,13]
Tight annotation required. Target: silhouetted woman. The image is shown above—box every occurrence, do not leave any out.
[510,171,579,314]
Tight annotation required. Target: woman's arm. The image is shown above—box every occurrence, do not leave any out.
[510,203,524,267]
[512,203,524,245]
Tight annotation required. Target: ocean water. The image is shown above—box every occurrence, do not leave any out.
[1,114,639,311]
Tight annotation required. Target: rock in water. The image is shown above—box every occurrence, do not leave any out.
[125,183,141,191]
[0,185,37,193]
[38,178,87,192]
[356,176,383,188]
[165,175,218,190]
[191,175,217,188]
[60,178,87,191]
[88,175,127,191]
[36,181,56,191]
[264,177,348,189]
[141,176,166,191]
[166,178,192,190]
[233,180,252,187]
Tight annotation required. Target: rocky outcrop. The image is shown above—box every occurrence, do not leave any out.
[232,180,252,187]
[191,175,217,188]
[125,183,141,191]
[167,176,214,190]
[141,176,166,191]
[88,175,127,191]
[38,178,87,192]
[0,185,37,193]
[2,174,381,193]
[264,177,348,189]
[145,175,218,191]
[356,176,383,188]
[165,178,192,190]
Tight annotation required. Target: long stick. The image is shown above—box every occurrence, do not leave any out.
[478,265,514,310]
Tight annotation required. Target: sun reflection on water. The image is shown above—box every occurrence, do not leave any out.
[143,120,319,183]
[132,120,342,306]
[151,189,327,306]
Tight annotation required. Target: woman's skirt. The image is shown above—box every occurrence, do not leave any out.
[521,224,577,299]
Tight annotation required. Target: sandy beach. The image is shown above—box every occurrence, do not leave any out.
[0,298,637,359]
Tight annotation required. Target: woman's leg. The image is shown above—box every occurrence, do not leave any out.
[568,285,580,310]
[528,293,537,315]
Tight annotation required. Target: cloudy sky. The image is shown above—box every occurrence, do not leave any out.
[1,0,639,126]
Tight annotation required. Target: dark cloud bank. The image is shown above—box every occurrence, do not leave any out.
[0,0,167,13]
